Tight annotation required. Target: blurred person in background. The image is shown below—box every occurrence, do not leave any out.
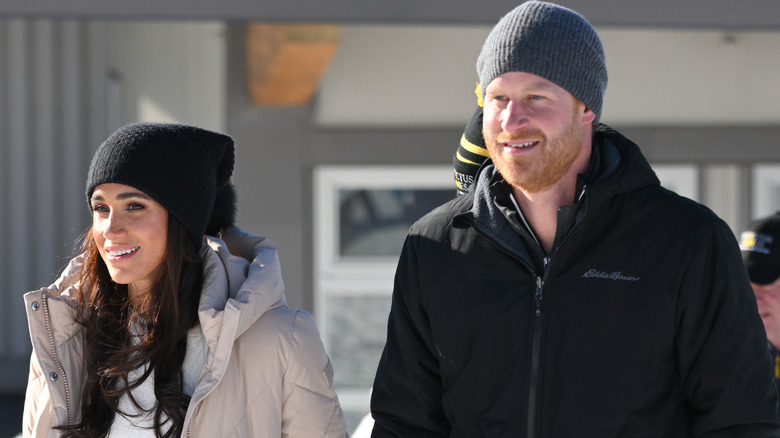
[741,211,780,395]
[453,86,488,196]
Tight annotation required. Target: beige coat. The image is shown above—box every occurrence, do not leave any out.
[23,226,348,437]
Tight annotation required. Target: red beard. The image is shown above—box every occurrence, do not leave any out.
[484,108,584,194]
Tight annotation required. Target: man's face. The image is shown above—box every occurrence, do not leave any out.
[751,278,780,349]
[482,72,595,193]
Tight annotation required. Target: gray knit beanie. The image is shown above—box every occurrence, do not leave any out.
[86,122,235,248]
[477,1,608,123]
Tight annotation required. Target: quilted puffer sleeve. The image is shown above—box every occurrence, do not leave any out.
[282,310,349,437]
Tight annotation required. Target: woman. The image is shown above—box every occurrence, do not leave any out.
[23,123,347,437]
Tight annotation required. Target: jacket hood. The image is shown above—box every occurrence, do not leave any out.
[199,225,286,363]
[589,124,660,199]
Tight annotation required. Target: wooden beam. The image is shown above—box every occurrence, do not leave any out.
[246,23,340,106]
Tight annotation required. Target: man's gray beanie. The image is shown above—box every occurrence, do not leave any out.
[477,1,608,123]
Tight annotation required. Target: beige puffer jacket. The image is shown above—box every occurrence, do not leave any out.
[23,225,348,437]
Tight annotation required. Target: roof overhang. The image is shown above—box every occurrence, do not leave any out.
[3,0,780,31]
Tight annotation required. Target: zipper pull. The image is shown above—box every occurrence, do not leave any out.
[577,184,588,202]
[535,277,544,315]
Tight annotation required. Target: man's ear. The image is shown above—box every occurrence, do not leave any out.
[582,106,596,125]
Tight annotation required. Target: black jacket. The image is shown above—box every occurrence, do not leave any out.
[371,125,780,437]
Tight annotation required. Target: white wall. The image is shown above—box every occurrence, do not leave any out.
[602,28,780,126]
[0,19,110,392]
[315,26,780,127]
[106,21,227,132]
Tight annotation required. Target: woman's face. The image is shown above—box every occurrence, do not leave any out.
[90,183,168,304]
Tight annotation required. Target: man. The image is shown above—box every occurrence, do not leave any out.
[741,212,780,395]
[370,2,780,437]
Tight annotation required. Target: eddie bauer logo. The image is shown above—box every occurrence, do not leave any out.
[582,269,640,281]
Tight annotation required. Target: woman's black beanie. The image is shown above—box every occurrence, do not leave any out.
[86,122,235,248]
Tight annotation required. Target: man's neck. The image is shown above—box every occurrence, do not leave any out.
[511,139,593,255]
[511,179,574,255]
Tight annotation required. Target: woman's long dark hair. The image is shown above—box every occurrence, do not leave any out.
[60,215,203,438]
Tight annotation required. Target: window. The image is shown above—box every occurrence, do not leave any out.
[652,163,699,201]
[313,165,454,429]
[752,164,780,218]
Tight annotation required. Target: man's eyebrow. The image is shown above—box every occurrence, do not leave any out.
[486,81,558,94]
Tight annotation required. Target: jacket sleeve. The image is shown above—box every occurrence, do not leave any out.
[370,234,450,437]
[23,351,49,436]
[23,289,61,437]
[282,310,349,438]
[676,219,780,436]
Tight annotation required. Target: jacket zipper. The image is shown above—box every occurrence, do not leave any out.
[526,275,544,438]
[524,186,591,437]
[41,292,73,426]
[467,221,549,438]
[469,186,590,437]
[526,188,590,436]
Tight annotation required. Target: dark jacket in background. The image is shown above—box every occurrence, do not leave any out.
[371,125,780,437]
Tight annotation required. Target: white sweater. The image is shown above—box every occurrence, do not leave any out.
[108,326,207,436]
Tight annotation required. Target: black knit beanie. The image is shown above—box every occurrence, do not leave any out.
[86,122,236,248]
[477,1,608,123]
